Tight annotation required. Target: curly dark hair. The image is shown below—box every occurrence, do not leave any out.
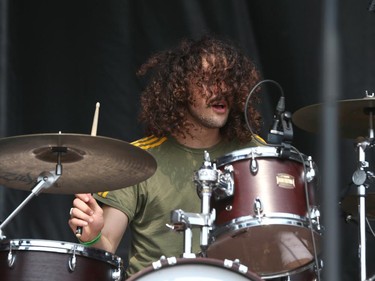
[136,35,262,143]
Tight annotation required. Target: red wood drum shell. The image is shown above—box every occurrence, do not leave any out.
[207,147,322,279]
[0,239,124,281]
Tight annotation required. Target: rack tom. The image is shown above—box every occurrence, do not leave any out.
[207,146,322,278]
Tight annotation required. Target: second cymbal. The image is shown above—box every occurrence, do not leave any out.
[340,193,375,219]
[292,97,375,139]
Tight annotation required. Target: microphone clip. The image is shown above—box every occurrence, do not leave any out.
[267,110,293,145]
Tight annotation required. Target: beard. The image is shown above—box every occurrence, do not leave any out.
[187,105,229,129]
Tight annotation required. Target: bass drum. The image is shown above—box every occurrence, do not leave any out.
[127,257,263,281]
[0,239,124,281]
[207,146,322,278]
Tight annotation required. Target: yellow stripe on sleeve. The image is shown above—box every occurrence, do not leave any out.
[97,191,109,198]
[131,136,167,150]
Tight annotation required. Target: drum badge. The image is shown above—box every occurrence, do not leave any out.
[276,173,295,189]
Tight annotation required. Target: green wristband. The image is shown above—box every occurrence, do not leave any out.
[79,232,102,246]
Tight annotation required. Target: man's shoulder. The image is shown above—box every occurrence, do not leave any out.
[131,135,168,151]
[224,134,266,150]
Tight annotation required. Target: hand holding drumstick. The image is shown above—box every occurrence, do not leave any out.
[74,102,100,238]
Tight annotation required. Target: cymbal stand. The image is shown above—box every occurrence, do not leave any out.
[355,140,369,281]
[0,151,63,240]
[353,110,375,281]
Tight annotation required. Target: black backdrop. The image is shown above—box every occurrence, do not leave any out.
[1,1,375,280]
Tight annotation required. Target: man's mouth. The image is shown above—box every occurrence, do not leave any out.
[210,100,228,113]
[212,103,226,109]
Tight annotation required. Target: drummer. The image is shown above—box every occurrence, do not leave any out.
[68,35,264,278]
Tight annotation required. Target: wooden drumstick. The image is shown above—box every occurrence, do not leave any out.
[91,102,100,136]
[76,102,100,238]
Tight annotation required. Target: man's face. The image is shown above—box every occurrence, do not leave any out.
[186,82,232,130]
[184,55,233,130]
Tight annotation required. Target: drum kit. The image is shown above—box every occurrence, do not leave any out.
[0,95,375,280]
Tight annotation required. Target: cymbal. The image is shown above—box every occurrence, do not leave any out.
[0,133,157,194]
[292,97,375,139]
[340,193,375,219]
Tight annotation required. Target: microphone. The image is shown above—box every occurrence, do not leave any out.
[267,94,294,159]
[267,96,285,144]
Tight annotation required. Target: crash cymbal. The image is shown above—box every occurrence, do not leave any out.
[0,133,157,194]
[292,97,375,139]
[340,193,375,219]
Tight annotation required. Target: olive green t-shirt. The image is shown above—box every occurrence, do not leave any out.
[94,135,260,276]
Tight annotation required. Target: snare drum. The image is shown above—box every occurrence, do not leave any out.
[127,257,263,280]
[0,239,124,281]
[207,146,322,278]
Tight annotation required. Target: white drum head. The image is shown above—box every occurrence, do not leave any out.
[127,257,262,281]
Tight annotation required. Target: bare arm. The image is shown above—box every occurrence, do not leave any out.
[98,205,128,253]
[68,193,128,253]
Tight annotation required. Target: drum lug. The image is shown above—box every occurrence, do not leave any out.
[249,153,258,174]
[111,270,122,281]
[111,256,125,281]
[7,246,15,268]
[253,197,263,220]
[214,164,235,200]
[309,207,321,231]
[316,258,324,273]
[225,205,232,211]
[305,156,316,182]
[223,258,248,274]
[68,246,77,272]
[152,256,177,270]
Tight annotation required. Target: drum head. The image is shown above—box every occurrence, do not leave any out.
[127,257,262,281]
[207,225,320,278]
